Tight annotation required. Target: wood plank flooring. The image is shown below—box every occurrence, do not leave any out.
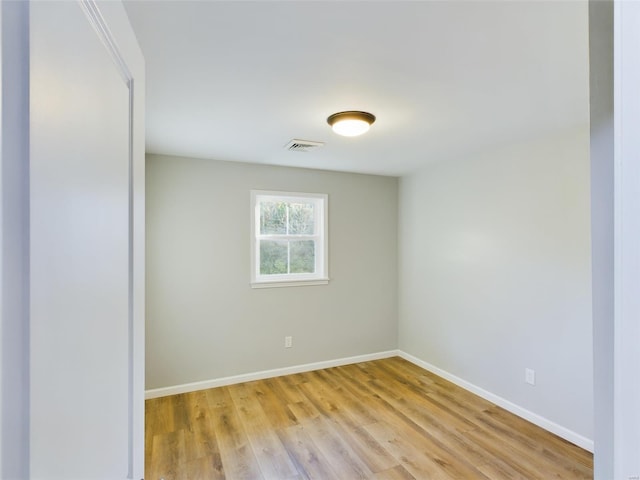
[145,357,593,479]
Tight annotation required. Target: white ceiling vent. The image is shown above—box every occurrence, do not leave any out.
[284,139,325,152]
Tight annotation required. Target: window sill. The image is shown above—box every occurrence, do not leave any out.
[251,278,329,289]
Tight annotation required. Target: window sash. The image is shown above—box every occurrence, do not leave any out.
[251,190,328,287]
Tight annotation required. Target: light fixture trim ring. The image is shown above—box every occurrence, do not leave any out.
[327,111,376,131]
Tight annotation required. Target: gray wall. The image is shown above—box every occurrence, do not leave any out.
[146,155,398,389]
[398,127,593,440]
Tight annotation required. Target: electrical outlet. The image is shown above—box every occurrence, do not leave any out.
[285,336,292,348]
[525,368,535,385]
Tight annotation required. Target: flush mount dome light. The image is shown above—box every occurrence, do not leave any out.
[327,111,376,137]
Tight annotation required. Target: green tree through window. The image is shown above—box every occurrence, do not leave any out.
[251,191,328,287]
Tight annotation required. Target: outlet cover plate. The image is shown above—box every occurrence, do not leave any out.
[525,368,535,385]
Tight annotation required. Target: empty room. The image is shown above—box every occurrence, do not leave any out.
[3,0,639,479]
[128,1,594,478]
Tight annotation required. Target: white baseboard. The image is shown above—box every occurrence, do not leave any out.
[397,351,594,453]
[145,350,399,399]
[145,349,594,453]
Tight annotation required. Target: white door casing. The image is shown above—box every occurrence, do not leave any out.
[29,1,144,478]
[613,1,640,478]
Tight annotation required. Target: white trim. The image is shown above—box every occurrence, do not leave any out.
[145,350,399,399]
[145,349,594,454]
[79,0,131,84]
[77,2,146,477]
[251,278,329,289]
[397,351,594,453]
[250,189,329,286]
[613,1,640,476]
[79,3,139,476]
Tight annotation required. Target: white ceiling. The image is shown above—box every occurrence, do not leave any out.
[123,0,589,177]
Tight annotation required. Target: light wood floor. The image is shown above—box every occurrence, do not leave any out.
[145,357,593,479]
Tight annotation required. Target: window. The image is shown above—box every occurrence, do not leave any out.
[251,190,328,288]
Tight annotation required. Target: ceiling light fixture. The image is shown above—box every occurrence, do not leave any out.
[327,111,376,137]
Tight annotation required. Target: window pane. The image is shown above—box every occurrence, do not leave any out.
[290,240,315,273]
[260,201,286,234]
[288,202,315,234]
[260,240,288,275]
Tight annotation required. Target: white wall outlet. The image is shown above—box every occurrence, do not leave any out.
[525,368,536,385]
[285,336,292,348]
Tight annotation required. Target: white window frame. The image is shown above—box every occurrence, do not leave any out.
[250,190,329,288]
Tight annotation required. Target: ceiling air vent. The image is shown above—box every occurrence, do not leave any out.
[284,139,325,152]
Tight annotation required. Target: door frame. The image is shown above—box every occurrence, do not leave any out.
[78,2,146,475]
[1,1,145,477]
